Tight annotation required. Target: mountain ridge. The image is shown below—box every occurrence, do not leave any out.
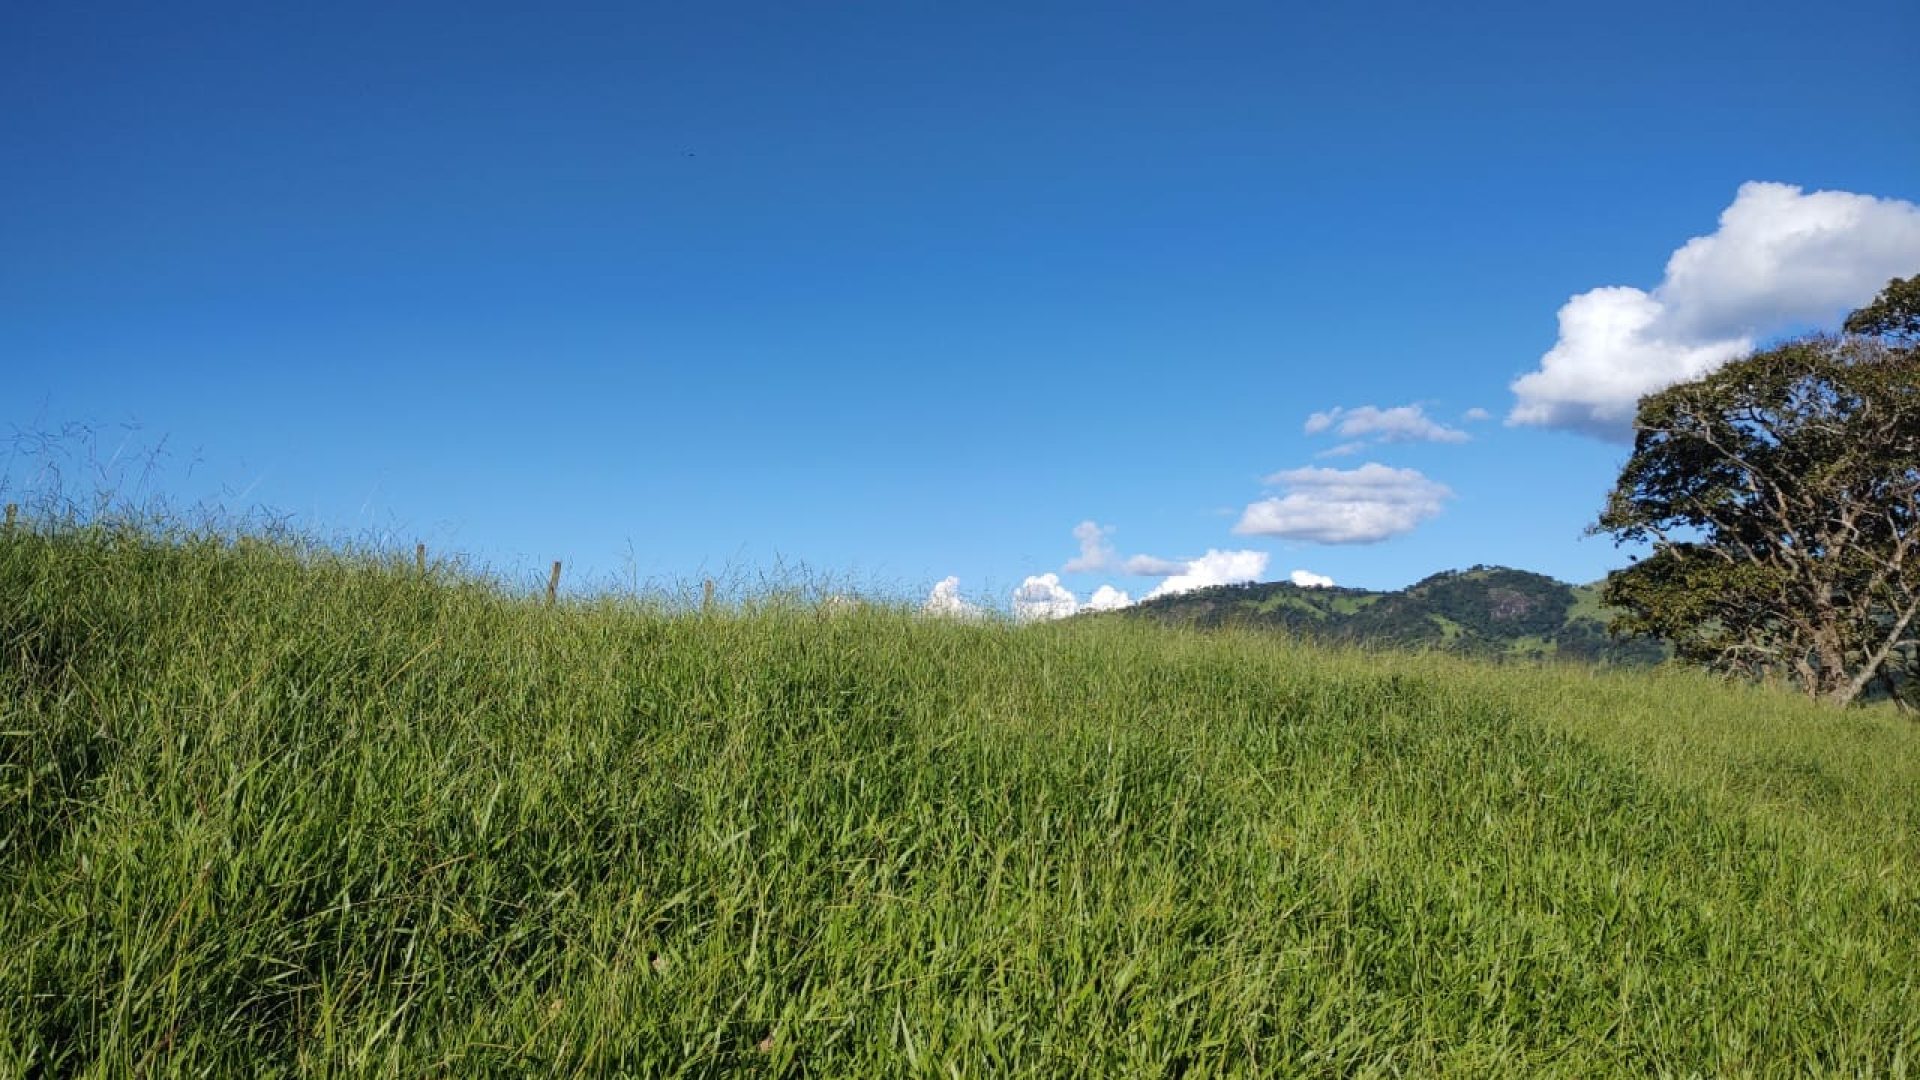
[1117,564,1668,665]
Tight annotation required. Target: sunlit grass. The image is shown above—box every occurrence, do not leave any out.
[2,516,1916,1075]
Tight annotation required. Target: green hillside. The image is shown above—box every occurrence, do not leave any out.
[3,522,1917,1075]
[1123,566,1670,666]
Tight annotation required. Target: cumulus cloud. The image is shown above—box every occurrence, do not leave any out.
[1290,569,1335,588]
[1234,463,1452,544]
[1062,520,1117,573]
[1507,287,1753,438]
[1462,407,1492,423]
[1012,573,1080,622]
[1084,584,1134,611]
[923,576,985,619]
[1304,404,1470,445]
[1511,182,1920,439]
[1144,549,1271,600]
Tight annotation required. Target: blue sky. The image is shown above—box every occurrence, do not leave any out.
[6,0,1918,612]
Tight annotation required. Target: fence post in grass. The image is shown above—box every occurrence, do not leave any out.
[548,560,562,606]
[415,542,427,575]
[3,504,14,532]
[703,578,715,614]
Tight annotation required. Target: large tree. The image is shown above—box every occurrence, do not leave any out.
[1595,285,1920,707]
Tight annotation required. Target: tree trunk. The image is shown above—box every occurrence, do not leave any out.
[1809,617,1857,706]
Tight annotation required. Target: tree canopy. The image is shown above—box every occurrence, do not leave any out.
[1842,273,1920,343]
[1596,280,1920,706]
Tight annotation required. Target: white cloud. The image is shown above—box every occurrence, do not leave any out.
[1511,182,1920,439]
[1084,584,1134,611]
[1508,287,1753,438]
[923,576,985,619]
[1056,521,1217,580]
[1462,407,1492,422]
[1012,573,1080,622]
[1145,549,1270,600]
[1234,463,1452,544]
[1290,569,1335,588]
[1658,183,1920,339]
[1121,553,1188,576]
[1062,520,1117,573]
[1304,404,1470,445]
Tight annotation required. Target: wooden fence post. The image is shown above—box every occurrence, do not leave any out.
[415,542,427,575]
[547,561,562,606]
[3,504,15,532]
[703,578,715,613]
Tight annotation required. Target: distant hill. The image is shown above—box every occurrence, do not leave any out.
[1119,565,1669,665]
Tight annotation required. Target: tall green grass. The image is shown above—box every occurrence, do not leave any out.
[2,519,1916,1076]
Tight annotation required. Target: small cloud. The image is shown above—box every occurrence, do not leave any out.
[1145,549,1270,600]
[1062,520,1117,573]
[1462,407,1492,422]
[1012,573,1079,622]
[1058,521,1219,580]
[1303,404,1469,446]
[1234,462,1452,544]
[1510,181,1920,439]
[923,576,985,619]
[1084,584,1134,611]
[1121,553,1188,577]
[1313,441,1369,459]
[1290,569,1335,588]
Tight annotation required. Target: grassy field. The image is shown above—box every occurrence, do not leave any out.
[3,519,1917,1076]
